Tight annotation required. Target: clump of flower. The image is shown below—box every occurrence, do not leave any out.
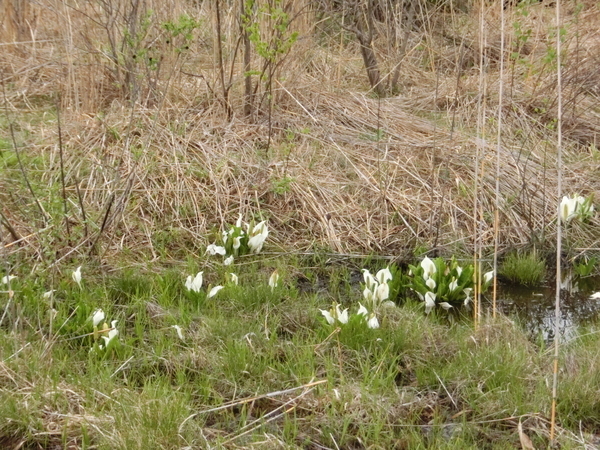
[320,303,349,325]
[560,194,594,224]
[90,309,119,352]
[185,272,204,293]
[408,256,492,314]
[208,214,270,260]
[319,267,397,330]
[358,267,397,329]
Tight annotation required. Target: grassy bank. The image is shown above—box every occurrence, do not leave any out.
[2,0,600,448]
[1,261,600,448]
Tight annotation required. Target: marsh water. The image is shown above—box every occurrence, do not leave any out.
[299,270,600,342]
[493,275,600,342]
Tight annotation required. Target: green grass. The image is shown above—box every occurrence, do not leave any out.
[0,261,598,449]
[500,250,547,287]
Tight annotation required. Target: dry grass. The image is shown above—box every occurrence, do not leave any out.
[1,0,599,267]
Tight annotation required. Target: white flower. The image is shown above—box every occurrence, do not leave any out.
[185,272,203,293]
[375,267,392,284]
[236,214,244,228]
[362,269,376,290]
[206,244,226,256]
[229,273,239,285]
[456,267,463,277]
[439,302,453,310]
[72,266,82,288]
[91,309,105,327]
[448,279,458,292]
[248,220,269,253]
[336,304,349,324]
[172,325,184,340]
[43,290,56,299]
[483,270,494,284]
[1,275,16,284]
[363,286,374,303]
[420,257,436,279]
[233,236,241,252]
[207,285,223,298]
[357,302,369,316]
[269,270,279,290]
[426,277,436,290]
[224,255,234,266]
[590,292,600,299]
[101,320,119,346]
[424,291,436,314]
[367,313,380,329]
[320,309,335,325]
[375,282,389,303]
[320,303,348,325]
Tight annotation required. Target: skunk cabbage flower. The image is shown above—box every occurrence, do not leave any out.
[172,325,184,340]
[269,270,279,290]
[185,272,203,293]
[248,221,269,253]
[207,285,223,298]
[335,304,349,324]
[1,275,16,284]
[376,267,392,284]
[560,195,581,223]
[367,313,380,329]
[92,309,105,327]
[206,244,226,256]
[420,257,436,279]
[375,282,390,302]
[224,256,234,266]
[320,309,335,325]
[483,270,494,284]
[426,278,436,290]
[72,266,82,288]
[229,273,239,285]
[357,302,369,316]
[363,286,374,303]
[101,320,119,347]
[439,302,453,310]
[233,237,241,252]
[448,279,458,292]
[320,303,348,325]
[43,290,56,299]
[424,291,436,314]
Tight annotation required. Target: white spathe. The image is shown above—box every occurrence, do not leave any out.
[207,285,224,298]
[92,309,105,327]
[185,272,204,293]
[72,266,82,288]
[206,244,227,256]
[424,291,436,314]
[420,257,436,279]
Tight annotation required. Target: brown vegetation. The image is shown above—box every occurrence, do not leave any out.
[1,0,599,266]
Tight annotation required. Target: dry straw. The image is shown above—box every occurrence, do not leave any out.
[0,1,598,266]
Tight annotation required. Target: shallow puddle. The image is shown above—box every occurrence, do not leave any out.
[492,276,600,342]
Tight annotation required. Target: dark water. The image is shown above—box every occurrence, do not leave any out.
[491,275,600,342]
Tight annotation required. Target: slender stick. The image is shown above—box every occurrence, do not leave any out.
[550,0,564,443]
[55,92,71,241]
[493,0,506,318]
[473,0,487,328]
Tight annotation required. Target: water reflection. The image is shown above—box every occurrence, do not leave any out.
[486,276,600,342]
